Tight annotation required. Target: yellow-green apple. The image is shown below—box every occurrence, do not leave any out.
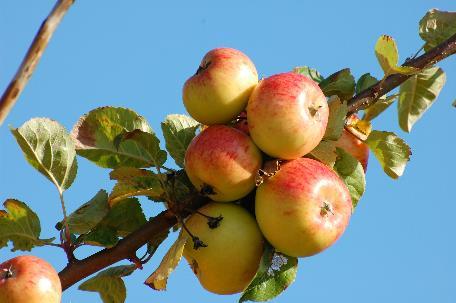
[183,202,263,294]
[255,158,352,257]
[247,72,328,159]
[0,255,62,303]
[185,125,262,202]
[335,129,369,171]
[183,48,258,125]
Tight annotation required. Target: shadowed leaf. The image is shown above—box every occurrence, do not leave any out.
[398,67,446,132]
[79,265,136,303]
[292,66,324,83]
[319,68,355,100]
[308,140,337,167]
[419,9,456,52]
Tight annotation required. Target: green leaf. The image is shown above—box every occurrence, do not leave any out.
[0,199,54,251]
[145,231,188,290]
[362,95,397,121]
[375,35,419,76]
[71,107,155,169]
[59,190,110,234]
[398,67,446,132]
[292,66,324,83]
[308,140,337,167]
[10,118,77,193]
[334,148,366,208]
[81,198,146,247]
[240,243,298,302]
[164,169,196,204]
[323,96,348,141]
[319,68,355,100]
[419,9,456,52]
[161,114,200,168]
[109,167,165,205]
[365,130,411,179]
[356,73,378,94]
[79,265,136,303]
[113,129,167,168]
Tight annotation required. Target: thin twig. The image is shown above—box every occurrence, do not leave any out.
[0,0,75,126]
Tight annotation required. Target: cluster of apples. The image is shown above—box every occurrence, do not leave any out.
[181,48,369,295]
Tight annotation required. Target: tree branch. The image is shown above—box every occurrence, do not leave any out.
[0,0,74,126]
[347,32,456,115]
[59,210,177,290]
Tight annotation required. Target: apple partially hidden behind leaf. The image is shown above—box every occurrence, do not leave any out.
[183,47,258,125]
[0,255,62,303]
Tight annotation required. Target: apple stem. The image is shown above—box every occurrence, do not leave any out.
[320,202,335,217]
[179,219,208,250]
[1,266,13,279]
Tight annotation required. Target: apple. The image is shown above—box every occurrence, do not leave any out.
[335,129,369,171]
[183,48,258,125]
[247,72,329,159]
[183,202,264,294]
[0,255,62,303]
[255,158,352,257]
[185,125,262,202]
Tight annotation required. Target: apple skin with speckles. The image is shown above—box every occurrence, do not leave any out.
[247,72,329,159]
[0,255,62,303]
[184,125,262,202]
[183,48,258,125]
[255,158,352,257]
[183,203,263,295]
[336,129,369,172]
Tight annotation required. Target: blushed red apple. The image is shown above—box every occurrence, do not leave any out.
[185,125,262,202]
[0,255,62,303]
[255,158,352,257]
[336,129,369,172]
[183,203,263,294]
[183,48,258,125]
[247,72,329,159]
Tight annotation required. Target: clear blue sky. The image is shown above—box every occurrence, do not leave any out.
[1,1,456,302]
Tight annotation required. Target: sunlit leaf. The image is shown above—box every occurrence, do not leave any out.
[79,265,136,303]
[240,243,297,302]
[398,67,446,132]
[334,148,366,208]
[10,118,77,193]
[161,114,200,168]
[419,9,456,52]
[145,231,188,290]
[71,107,155,169]
[375,35,419,76]
[365,130,411,179]
[0,199,54,251]
[292,66,324,83]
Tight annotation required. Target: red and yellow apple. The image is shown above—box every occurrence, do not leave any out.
[0,255,62,303]
[185,125,262,202]
[183,48,258,125]
[183,203,263,294]
[247,72,329,159]
[336,129,369,172]
[255,158,352,257]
